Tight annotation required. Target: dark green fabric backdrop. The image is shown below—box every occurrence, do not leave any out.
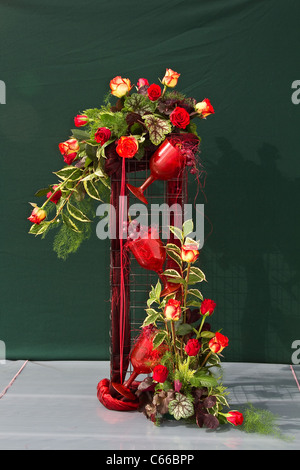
[0,0,299,363]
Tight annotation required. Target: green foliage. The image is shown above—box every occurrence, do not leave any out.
[240,403,290,440]
[88,110,128,140]
[123,93,156,116]
[168,393,194,420]
[53,223,91,260]
[143,114,172,146]
[53,197,95,260]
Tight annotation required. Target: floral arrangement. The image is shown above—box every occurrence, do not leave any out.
[27,68,285,437]
[27,68,214,258]
[133,219,244,429]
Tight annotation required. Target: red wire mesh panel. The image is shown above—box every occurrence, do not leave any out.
[109,165,188,386]
[97,135,197,410]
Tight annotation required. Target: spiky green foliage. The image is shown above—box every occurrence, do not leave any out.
[52,197,95,260]
[53,223,91,260]
[240,403,290,440]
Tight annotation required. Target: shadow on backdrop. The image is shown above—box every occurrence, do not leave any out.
[200,137,300,363]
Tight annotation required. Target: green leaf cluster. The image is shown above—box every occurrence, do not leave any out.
[123,93,156,116]
[168,393,194,420]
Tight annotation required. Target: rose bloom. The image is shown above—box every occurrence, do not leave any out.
[185,338,201,357]
[137,78,149,89]
[200,299,216,316]
[28,207,47,225]
[195,99,215,118]
[170,106,190,129]
[58,138,80,165]
[110,76,131,98]
[162,68,180,88]
[46,185,62,204]
[95,127,111,145]
[152,364,169,383]
[226,411,244,426]
[147,83,162,101]
[116,135,139,158]
[164,298,182,322]
[208,332,229,354]
[181,245,199,263]
[74,114,88,127]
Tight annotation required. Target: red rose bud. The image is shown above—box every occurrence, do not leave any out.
[74,114,88,127]
[200,299,216,316]
[110,76,131,98]
[95,127,111,146]
[170,106,190,129]
[28,207,47,225]
[174,379,182,392]
[164,298,182,322]
[58,138,80,165]
[147,83,162,101]
[208,332,229,354]
[152,365,169,383]
[226,411,244,426]
[185,338,201,356]
[137,78,149,89]
[181,244,199,263]
[195,99,215,118]
[46,185,62,204]
[116,135,139,158]
[162,68,180,88]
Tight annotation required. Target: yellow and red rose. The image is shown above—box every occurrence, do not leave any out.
[181,244,199,263]
[58,138,80,165]
[137,78,149,89]
[195,99,215,118]
[28,207,47,225]
[164,299,182,322]
[208,332,228,354]
[110,76,131,98]
[162,68,180,88]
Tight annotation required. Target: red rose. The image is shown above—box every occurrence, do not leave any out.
[28,207,47,225]
[164,298,182,322]
[185,338,201,356]
[46,185,62,204]
[58,138,80,165]
[170,106,190,129]
[116,136,139,158]
[226,411,244,426]
[152,365,169,383]
[181,245,199,263]
[95,127,111,146]
[147,83,162,101]
[74,114,88,127]
[200,299,216,316]
[208,332,229,354]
